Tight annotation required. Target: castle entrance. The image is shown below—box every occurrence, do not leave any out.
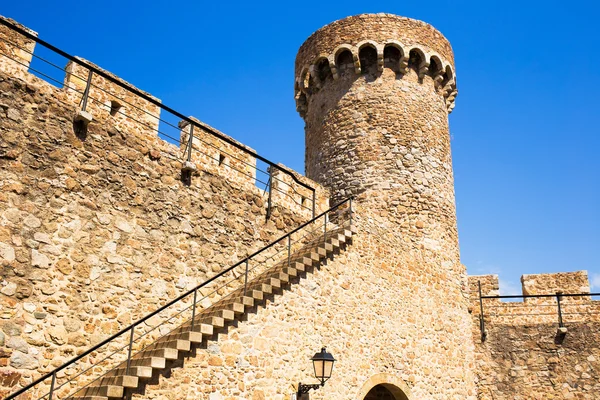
[362,384,409,400]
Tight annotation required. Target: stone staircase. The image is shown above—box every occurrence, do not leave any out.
[67,222,355,400]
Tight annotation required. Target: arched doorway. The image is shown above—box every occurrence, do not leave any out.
[356,373,411,400]
[363,384,408,400]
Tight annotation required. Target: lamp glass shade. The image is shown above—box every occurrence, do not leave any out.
[311,347,336,383]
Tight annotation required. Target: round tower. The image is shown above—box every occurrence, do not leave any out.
[295,14,475,399]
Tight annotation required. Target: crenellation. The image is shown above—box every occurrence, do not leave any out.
[0,16,37,80]
[178,117,257,191]
[468,272,599,326]
[295,39,457,115]
[269,163,330,218]
[64,58,162,140]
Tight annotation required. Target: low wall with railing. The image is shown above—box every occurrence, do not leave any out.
[468,272,600,399]
[0,14,329,397]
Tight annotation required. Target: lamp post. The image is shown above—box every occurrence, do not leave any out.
[297,347,336,398]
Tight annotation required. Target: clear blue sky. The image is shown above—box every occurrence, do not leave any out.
[2,1,599,294]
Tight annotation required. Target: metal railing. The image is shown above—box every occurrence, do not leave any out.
[5,197,353,400]
[0,17,316,219]
[476,281,600,342]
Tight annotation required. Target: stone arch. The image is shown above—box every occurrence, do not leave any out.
[408,47,429,79]
[334,45,357,74]
[314,56,333,84]
[383,40,408,74]
[356,373,412,400]
[441,64,454,89]
[358,44,378,74]
[357,40,382,73]
[428,54,444,85]
[299,66,311,92]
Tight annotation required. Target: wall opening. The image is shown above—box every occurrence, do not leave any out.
[109,100,122,116]
[359,45,378,75]
[383,45,401,74]
[316,58,332,83]
[363,384,409,400]
[407,49,423,75]
[428,57,441,80]
[441,65,454,88]
[336,49,354,74]
[218,153,226,166]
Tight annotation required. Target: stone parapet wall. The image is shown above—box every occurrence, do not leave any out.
[468,272,600,399]
[0,16,327,396]
[0,17,36,80]
[179,117,258,191]
[64,59,162,138]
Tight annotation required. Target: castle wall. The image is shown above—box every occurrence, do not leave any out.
[130,230,451,400]
[469,272,600,399]
[0,17,36,80]
[0,22,328,396]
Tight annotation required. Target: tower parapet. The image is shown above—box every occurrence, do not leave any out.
[295,13,457,118]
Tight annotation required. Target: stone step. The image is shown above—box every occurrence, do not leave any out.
[129,356,165,369]
[88,374,138,389]
[109,365,153,379]
[203,309,235,322]
[70,396,108,400]
[161,338,191,352]
[134,347,178,361]
[281,266,298,277]
[77,384,123,398]
[179,322,214,336]
[160,330,203,344]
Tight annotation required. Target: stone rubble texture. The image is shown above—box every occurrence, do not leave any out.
[0,11,598,400]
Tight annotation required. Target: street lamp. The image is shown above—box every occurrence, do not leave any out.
[297,347,336,397]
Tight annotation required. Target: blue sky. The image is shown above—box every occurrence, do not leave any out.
[2,1,598,294]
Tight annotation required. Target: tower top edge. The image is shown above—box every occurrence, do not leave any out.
[296,13,454,72]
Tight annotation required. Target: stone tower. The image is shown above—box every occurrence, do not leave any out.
[295,14,475,399]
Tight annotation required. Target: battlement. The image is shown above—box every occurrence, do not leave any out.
[469,271,592,299]
[294,13,457,117]
[468,271,599,325]
[64,58,163,139]
[0,15,329,215]
[0,16,36,80]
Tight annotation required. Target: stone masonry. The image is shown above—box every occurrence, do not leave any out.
[469,272,600,399]
[0,11,598,400]
[0,15,329,398]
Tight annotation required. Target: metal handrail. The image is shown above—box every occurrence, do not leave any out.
[0,17,316,216]
[5,197,353,400]
[476,281,599,342]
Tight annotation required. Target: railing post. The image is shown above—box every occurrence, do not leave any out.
[556,292,564,328]
[266,169,273,221]
[324,212,327,247]
[349,198,353,227]
[243,260,249,296]
[312,190,316,219]
[190,289,198,332]
[287,235,291,268]
[80,70,93,112]
[478,280,487,342]
[186,124,194,162]
[126,325,134,376]
[48,371,56,400]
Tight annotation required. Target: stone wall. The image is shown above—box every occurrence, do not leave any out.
[0,17,36,81]
[0,18,327,396]
[469,272,600,399]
